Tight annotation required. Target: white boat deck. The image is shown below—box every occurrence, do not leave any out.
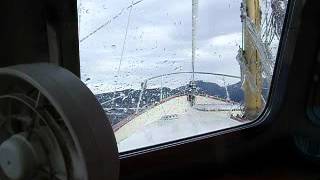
[115,96,245,152]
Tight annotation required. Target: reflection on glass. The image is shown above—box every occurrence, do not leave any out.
[78,0,288,152]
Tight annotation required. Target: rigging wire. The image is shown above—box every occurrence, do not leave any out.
[79,0,143,43]
[112,0,135,105]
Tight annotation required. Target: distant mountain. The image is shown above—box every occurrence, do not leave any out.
[96,80,245,125]
[195,81,244,102]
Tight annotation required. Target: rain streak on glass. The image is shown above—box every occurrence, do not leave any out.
[78,0,288,152]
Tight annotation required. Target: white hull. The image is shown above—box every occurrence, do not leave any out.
[115,95,246,152]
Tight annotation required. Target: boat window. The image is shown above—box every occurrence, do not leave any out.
[78,0,288,152]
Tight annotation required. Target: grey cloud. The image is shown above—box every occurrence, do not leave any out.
[79,0,243,94]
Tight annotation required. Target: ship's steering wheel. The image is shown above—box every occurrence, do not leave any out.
[0,63,119,180]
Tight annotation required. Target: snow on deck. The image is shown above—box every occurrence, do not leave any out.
[115,96,245,152]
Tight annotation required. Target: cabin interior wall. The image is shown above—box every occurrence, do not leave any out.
[0,0,49,67]
[0,0,80,77]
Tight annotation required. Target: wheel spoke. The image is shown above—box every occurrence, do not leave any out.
[35,91,41,108]
[25,92,43,139]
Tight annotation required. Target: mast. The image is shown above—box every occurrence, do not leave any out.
[192,0,198,83]
[241,0,263,119]
[189,0,199,106]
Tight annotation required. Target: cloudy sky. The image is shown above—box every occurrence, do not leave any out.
[78,0,243,94]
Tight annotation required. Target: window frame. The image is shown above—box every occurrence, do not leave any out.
[117,0,307,177]
[118,0,296,158]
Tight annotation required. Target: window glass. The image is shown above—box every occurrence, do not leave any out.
[78,0,288,152]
